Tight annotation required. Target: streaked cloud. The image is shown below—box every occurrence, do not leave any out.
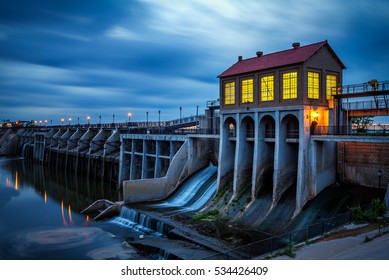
[0,0,388,123]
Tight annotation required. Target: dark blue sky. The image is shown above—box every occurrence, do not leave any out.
[1,0,388,124]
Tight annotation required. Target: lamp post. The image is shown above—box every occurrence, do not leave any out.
[68,118,72,126]
[112,114,115,125]
[158,110,161,132]
[128,112,132,123]
[146,112,149,127]
[180,107,182,123]
[99,115,101,127]
[87,116,90,126]
[44,120,48,126]
[377,168,383,189]
[61,118,64,126]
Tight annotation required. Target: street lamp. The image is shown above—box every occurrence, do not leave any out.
[377,168,383,189]
[68,118,72,126]
[180,107,182,123]
[61,118,64,126]
[44,120,48,126]
[87,116,90,126]
[158,110,161,132]
[128,112,132,123]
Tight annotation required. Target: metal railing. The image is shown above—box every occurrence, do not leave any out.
[313,125,389,136]
[334,80,389,95]
[202,205,378,260]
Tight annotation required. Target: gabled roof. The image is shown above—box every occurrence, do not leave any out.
[218,40,346,78]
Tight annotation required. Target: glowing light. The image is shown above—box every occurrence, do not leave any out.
[5,177,11,187]
[313,111,319,121]
[15,171,18,191]
[241,78,253,103]
[44,191,47,204]
[68,204,73,224]
[224,82,235,105]
[283,72,297,99]
[61,200,68,226]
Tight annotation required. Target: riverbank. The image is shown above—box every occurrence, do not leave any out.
[269,222,389,260]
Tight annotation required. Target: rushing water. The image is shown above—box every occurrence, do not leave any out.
[0,157,162,260]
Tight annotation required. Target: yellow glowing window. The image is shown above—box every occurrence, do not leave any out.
[326,75,337,99]
[283,72,297,99]
[224,82,235,105]
[308,72,320,99]
[261,75,274,101]
[241,78,253,103]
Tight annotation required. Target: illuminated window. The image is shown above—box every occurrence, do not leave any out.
[241,78,254,103]
[261,75,274,101]
[326,75,337,99]
[308,72,320,99]
[224,82,235,105]
[283,72,297,99]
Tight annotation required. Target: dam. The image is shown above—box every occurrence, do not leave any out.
[1,40,389,259]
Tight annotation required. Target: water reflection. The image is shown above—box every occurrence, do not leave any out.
[0,158,134,260]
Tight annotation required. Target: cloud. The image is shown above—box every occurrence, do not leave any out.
[0,0,388,123]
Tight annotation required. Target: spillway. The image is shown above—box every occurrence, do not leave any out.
[151,164,217,213]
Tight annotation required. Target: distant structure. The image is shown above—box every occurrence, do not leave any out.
[217,41,346,214]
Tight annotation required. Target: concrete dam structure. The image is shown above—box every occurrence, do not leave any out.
[1,41,389,241]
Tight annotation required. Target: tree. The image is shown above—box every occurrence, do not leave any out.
[351,116,374,132]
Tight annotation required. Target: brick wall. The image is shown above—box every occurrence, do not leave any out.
[338,142,389,188]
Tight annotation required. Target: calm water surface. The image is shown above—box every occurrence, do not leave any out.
[0,157,151,260]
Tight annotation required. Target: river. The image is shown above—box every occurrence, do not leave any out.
[0,157,163,260]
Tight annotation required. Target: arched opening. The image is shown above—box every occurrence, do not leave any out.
[276,113,299,206]
[254,115,276,197]
[235,116,255,193]
[218,116,237,189]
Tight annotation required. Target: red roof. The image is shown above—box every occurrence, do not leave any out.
[218,41,345,78]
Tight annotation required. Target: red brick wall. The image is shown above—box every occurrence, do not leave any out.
[338,142,389,188]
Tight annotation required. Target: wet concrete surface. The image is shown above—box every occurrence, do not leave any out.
[272,227,389,260]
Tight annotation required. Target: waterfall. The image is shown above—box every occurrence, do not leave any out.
[153,164,217,209]
[109,206,172,237]
[21,143,27,158]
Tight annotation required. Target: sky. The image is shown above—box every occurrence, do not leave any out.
[0,0,389,124]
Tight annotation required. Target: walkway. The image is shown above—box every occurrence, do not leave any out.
[273,226,389,260]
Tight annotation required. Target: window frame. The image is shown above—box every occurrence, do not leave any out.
[326,74,337,100]
[224,81,236,105]
[241,78,254,103]
[260,75,274,101]
[308,71,320,99]
[282,72,298,99]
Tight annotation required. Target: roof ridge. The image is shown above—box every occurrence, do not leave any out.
[240,40,328,62]
[218,40,334,78]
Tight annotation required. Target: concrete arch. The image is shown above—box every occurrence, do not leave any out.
[233,115,255,194]
[217,115,238,190]
[253,115,276,196]
[273,113,299,207]
[281,114,299,140]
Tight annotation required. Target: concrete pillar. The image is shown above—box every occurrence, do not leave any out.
[141,139,148,179]
[273,110,281,204]
[273,111,299,205]
[154,140,161,178]
[233,114,254,195]
[217,114,237,191]
[129,140,136,180]
[295,108,310,213]
[252,113,276,197]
